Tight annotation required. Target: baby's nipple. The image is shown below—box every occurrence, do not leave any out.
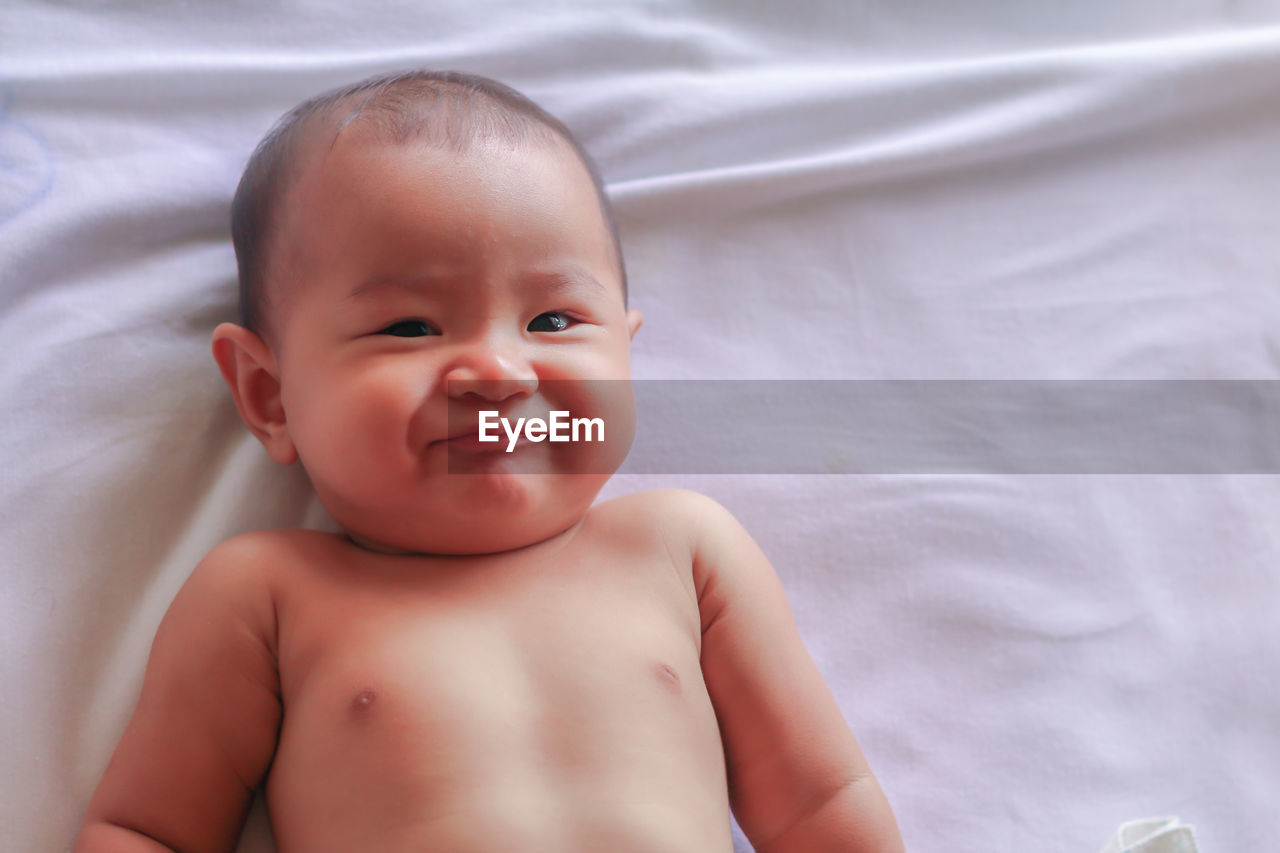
[351,688,377,712]
[655,663,682,692]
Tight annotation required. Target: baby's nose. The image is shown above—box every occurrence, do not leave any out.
[443,337,538,402]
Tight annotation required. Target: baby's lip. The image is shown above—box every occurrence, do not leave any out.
[437,407,562,451]
[438,429,529,452]
[446,431,492,448]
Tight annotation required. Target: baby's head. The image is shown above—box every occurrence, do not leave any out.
[212,69,643,556]
[228,70,630,352]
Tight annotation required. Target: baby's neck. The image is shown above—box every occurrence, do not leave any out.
[344,532,417,556]
[341,516,588,559]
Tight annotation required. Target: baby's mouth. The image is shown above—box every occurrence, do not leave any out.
[439,418,542,453]
[440,405,580,455]
[441,430,527,452]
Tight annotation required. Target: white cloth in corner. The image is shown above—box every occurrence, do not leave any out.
[1100,817,1199,853]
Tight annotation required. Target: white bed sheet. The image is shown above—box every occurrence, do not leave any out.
[3,3,1279,851]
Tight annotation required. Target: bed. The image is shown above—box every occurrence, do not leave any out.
[4,2,1278,850]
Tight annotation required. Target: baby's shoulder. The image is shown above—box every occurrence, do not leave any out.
[157,530,312,651]
[207,526,309,561]
[198,527,337,586]
[589,488,738,541]
[593,486,709,516]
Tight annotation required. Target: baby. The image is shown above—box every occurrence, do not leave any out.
[74,70,903,852]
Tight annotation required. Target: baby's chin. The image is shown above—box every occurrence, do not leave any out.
[337,471,609,557]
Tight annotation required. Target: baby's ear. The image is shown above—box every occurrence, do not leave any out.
[626,308,644,340]
[211,322,298,466]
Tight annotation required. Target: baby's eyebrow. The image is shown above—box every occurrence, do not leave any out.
[526,269,608,298]
[344,273,457,302]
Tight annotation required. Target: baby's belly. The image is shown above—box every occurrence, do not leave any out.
[264,607,732,852]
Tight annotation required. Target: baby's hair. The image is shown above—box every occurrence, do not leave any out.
[230,69,627,349]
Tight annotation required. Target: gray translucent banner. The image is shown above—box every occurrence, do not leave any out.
[445,380,1280,474]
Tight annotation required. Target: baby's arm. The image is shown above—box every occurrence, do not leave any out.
[74,534,282,853]
[677,491,904,853]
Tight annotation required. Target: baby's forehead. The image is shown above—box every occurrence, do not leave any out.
[297,96,574,177]
[284,124,592,235]
[282,135,611,265]
[266,101,626,318]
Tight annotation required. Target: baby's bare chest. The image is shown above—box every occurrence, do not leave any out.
[280,543,699,702]
[294,580,698,727]
[274,544,712,767]
[259,545,729,847]
[249,525,735,850]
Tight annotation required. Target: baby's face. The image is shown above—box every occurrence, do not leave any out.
[265,130,642,555]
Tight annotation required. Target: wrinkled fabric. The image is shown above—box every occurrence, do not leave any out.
[2,3,1278,851]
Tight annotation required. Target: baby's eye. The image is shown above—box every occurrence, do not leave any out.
[378,320,439,337]
[527,312,573,333]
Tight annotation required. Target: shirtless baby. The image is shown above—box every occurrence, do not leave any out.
[74,69,903,853]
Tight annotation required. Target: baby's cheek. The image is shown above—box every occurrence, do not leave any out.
[346,371,418,423]
[298,383,388,461]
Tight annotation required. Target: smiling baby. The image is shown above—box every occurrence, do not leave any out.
[73,69,903,853]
